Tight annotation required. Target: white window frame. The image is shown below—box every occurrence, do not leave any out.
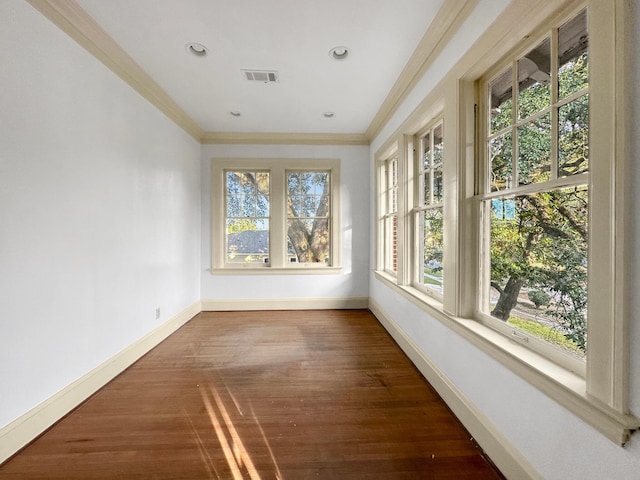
[374,0,637,444]
[412,120,445,300]
[378,153,399,276]
[475,7,591,376]
[212,158,341,273]
[468,0,633,436]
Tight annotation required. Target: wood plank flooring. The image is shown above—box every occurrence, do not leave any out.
[0,310,504,479]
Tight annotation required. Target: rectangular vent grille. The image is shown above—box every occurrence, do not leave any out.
[242,69,279,83]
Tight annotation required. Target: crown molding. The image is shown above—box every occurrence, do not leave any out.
[26,0,205,141]
[201,132,370,146]
[365,0,479,141]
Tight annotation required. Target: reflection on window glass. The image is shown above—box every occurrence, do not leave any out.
[225,171,270,264]
[287,171,331,264]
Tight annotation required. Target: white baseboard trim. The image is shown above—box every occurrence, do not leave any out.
[368,298,542,480]
[0,300,202,465]
[201,296,369,311]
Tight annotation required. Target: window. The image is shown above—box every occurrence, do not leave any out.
[478,9,590,367]
[225,171,270,265]
[286,171,331,264]
[414,122,444,297]
[379,155,399,275]
[212,158,340,272]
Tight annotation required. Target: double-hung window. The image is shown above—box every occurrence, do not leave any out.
[477,8,590,369]
[212,158,341,272]
[414,122,444,298]
[471,1,635,441]
[379,155,399,276]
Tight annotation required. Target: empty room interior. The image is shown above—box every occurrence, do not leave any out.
[1,0,640,478]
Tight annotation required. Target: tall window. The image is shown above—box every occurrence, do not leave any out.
[415,122,444,296]
[225,171,270,265]
[380,156,398,275]
[286,171,331,264]
[480,9,589,361]
[212,159,340,271]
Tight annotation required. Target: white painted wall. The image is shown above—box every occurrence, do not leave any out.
[369,0,640,478]
[0,1,201,430]
[201,144,369,302]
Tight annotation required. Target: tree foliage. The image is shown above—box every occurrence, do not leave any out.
[488,47,589,353]
[226,170,330,264]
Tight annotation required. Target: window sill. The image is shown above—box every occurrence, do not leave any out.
[211,266,343,275]
[373,270,639,445]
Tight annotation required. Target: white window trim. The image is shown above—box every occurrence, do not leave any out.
[374,0,637,444]
[376,145,399,277]
[411,119,445,301]
[212,158,341,273]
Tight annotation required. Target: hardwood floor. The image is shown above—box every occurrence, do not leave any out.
[0,310,504,479]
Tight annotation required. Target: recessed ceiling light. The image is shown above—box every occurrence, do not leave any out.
[329,46,350,60]
[230,111,241,117]
[185,43,208,57]
[323,112,335,118]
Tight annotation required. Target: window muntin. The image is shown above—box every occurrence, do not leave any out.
[225,171,270,265]
[415,122,444,296]
[213,159,340,271]
[286,171,331,264]
[480,8,589,362]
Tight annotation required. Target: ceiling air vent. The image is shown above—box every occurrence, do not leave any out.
[242,69,279,83]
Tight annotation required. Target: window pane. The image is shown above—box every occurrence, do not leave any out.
[558,9,588,99]
[225,171,270,264]
[226,219,269,264]
[433,124,443,165]
[391,214,398,272]
[433,168,443,203]
[487,187,588,358]
[559,93,589,177]
[518,38,551,119]
[489,68,513,133]
[423,172,431,205]
[490,132,513,191]
[287,171,331,264]
[241,194,256,217]
[422,208,444,294]
[422,132,431,169]
[517,112,551,186]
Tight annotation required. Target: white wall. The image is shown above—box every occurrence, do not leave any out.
[201,144,369,303]
[369,0,640,479]
[0,0,201,430]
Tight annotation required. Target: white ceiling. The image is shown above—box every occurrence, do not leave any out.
[75,0,444,135]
